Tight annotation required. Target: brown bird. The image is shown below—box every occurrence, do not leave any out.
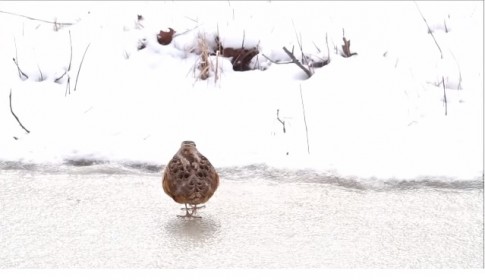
[162,140,219,218]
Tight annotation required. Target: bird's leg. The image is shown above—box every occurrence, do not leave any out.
[177,203,192,218]
[177,203,202,218]
[180,204,205,211]
[188,204,202,218]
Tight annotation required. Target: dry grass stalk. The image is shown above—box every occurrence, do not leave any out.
[194,33,221,83]
[197,34,211,80]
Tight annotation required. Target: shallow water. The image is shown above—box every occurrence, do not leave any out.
[0,164,483,268]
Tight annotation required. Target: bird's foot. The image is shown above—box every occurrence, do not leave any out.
[177,203,203,218]
[177,213,202,219]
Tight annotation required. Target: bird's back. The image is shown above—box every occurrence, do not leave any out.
[163,144,219,205]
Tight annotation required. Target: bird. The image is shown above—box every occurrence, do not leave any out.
[162,140,219,218]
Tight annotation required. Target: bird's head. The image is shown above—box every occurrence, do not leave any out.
[181,140,196,147]
[179,140,198,157]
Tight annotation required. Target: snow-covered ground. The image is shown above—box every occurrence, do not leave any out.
[0,1,483,180]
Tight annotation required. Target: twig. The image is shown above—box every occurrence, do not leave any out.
[276,109,286,133]
[65,31,73,94]
[74,42,91,91]
[414,1,443,59]
[214,50,220,85]
[9,89,30,134]
[0,10,75,26]
[13,36,29,80]
[67,30,73,71]
[448,49,462,90]
[36,64,44,81]
[53,17,60,31]
[292,20,306,64]
[65,77,71,96]
[261,54,293,65]
[241,29,245,49]
[12,58,28,80]
[442,76,447,116]
[13,37,25,79]
[325,32,330,62]
[282,46,312,78]
[172,24,202,38]
[184,16,199,23]
[55,70,67,83]
[312,41,321,53]
[299,84,310,154]
[55,30,73,96]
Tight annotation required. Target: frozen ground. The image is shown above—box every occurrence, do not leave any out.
[0,166,482,268]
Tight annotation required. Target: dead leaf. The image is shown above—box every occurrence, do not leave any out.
[157,28,175,45]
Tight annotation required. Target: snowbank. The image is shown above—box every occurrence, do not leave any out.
[0,1,482,180]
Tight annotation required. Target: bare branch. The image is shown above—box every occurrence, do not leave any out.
[172,24,202,38]
[442,76,447,116]
[214,50,220,85]
[276,109,286,133]
[291,20,305,63]
[74,42,91,91]
[36,64,44,81]
[65,77,71,96]
[312,41,321,53]
[282,46,312,78]
[414,1,443,59]
[299,84,310,154]
[12,58,28,80]
[448,49,462,90]
[261,54,293,65]
[241,29,245,49]
[67,30,73,71]
[13,36,26,80]
[55,30,73,85]
[0,10,75,26]
[9,89,30,134]
[55,71,68,83]
[184,16,199,23]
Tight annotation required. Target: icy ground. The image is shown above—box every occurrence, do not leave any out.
[0,167,482,268]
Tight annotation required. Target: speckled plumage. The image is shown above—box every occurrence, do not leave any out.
[162,141,219,218]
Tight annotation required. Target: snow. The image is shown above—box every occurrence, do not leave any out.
[0,1,483,180]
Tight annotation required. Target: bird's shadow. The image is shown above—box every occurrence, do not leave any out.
[164,215,220,243]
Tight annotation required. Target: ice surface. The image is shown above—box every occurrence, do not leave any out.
[0,168,482,268]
